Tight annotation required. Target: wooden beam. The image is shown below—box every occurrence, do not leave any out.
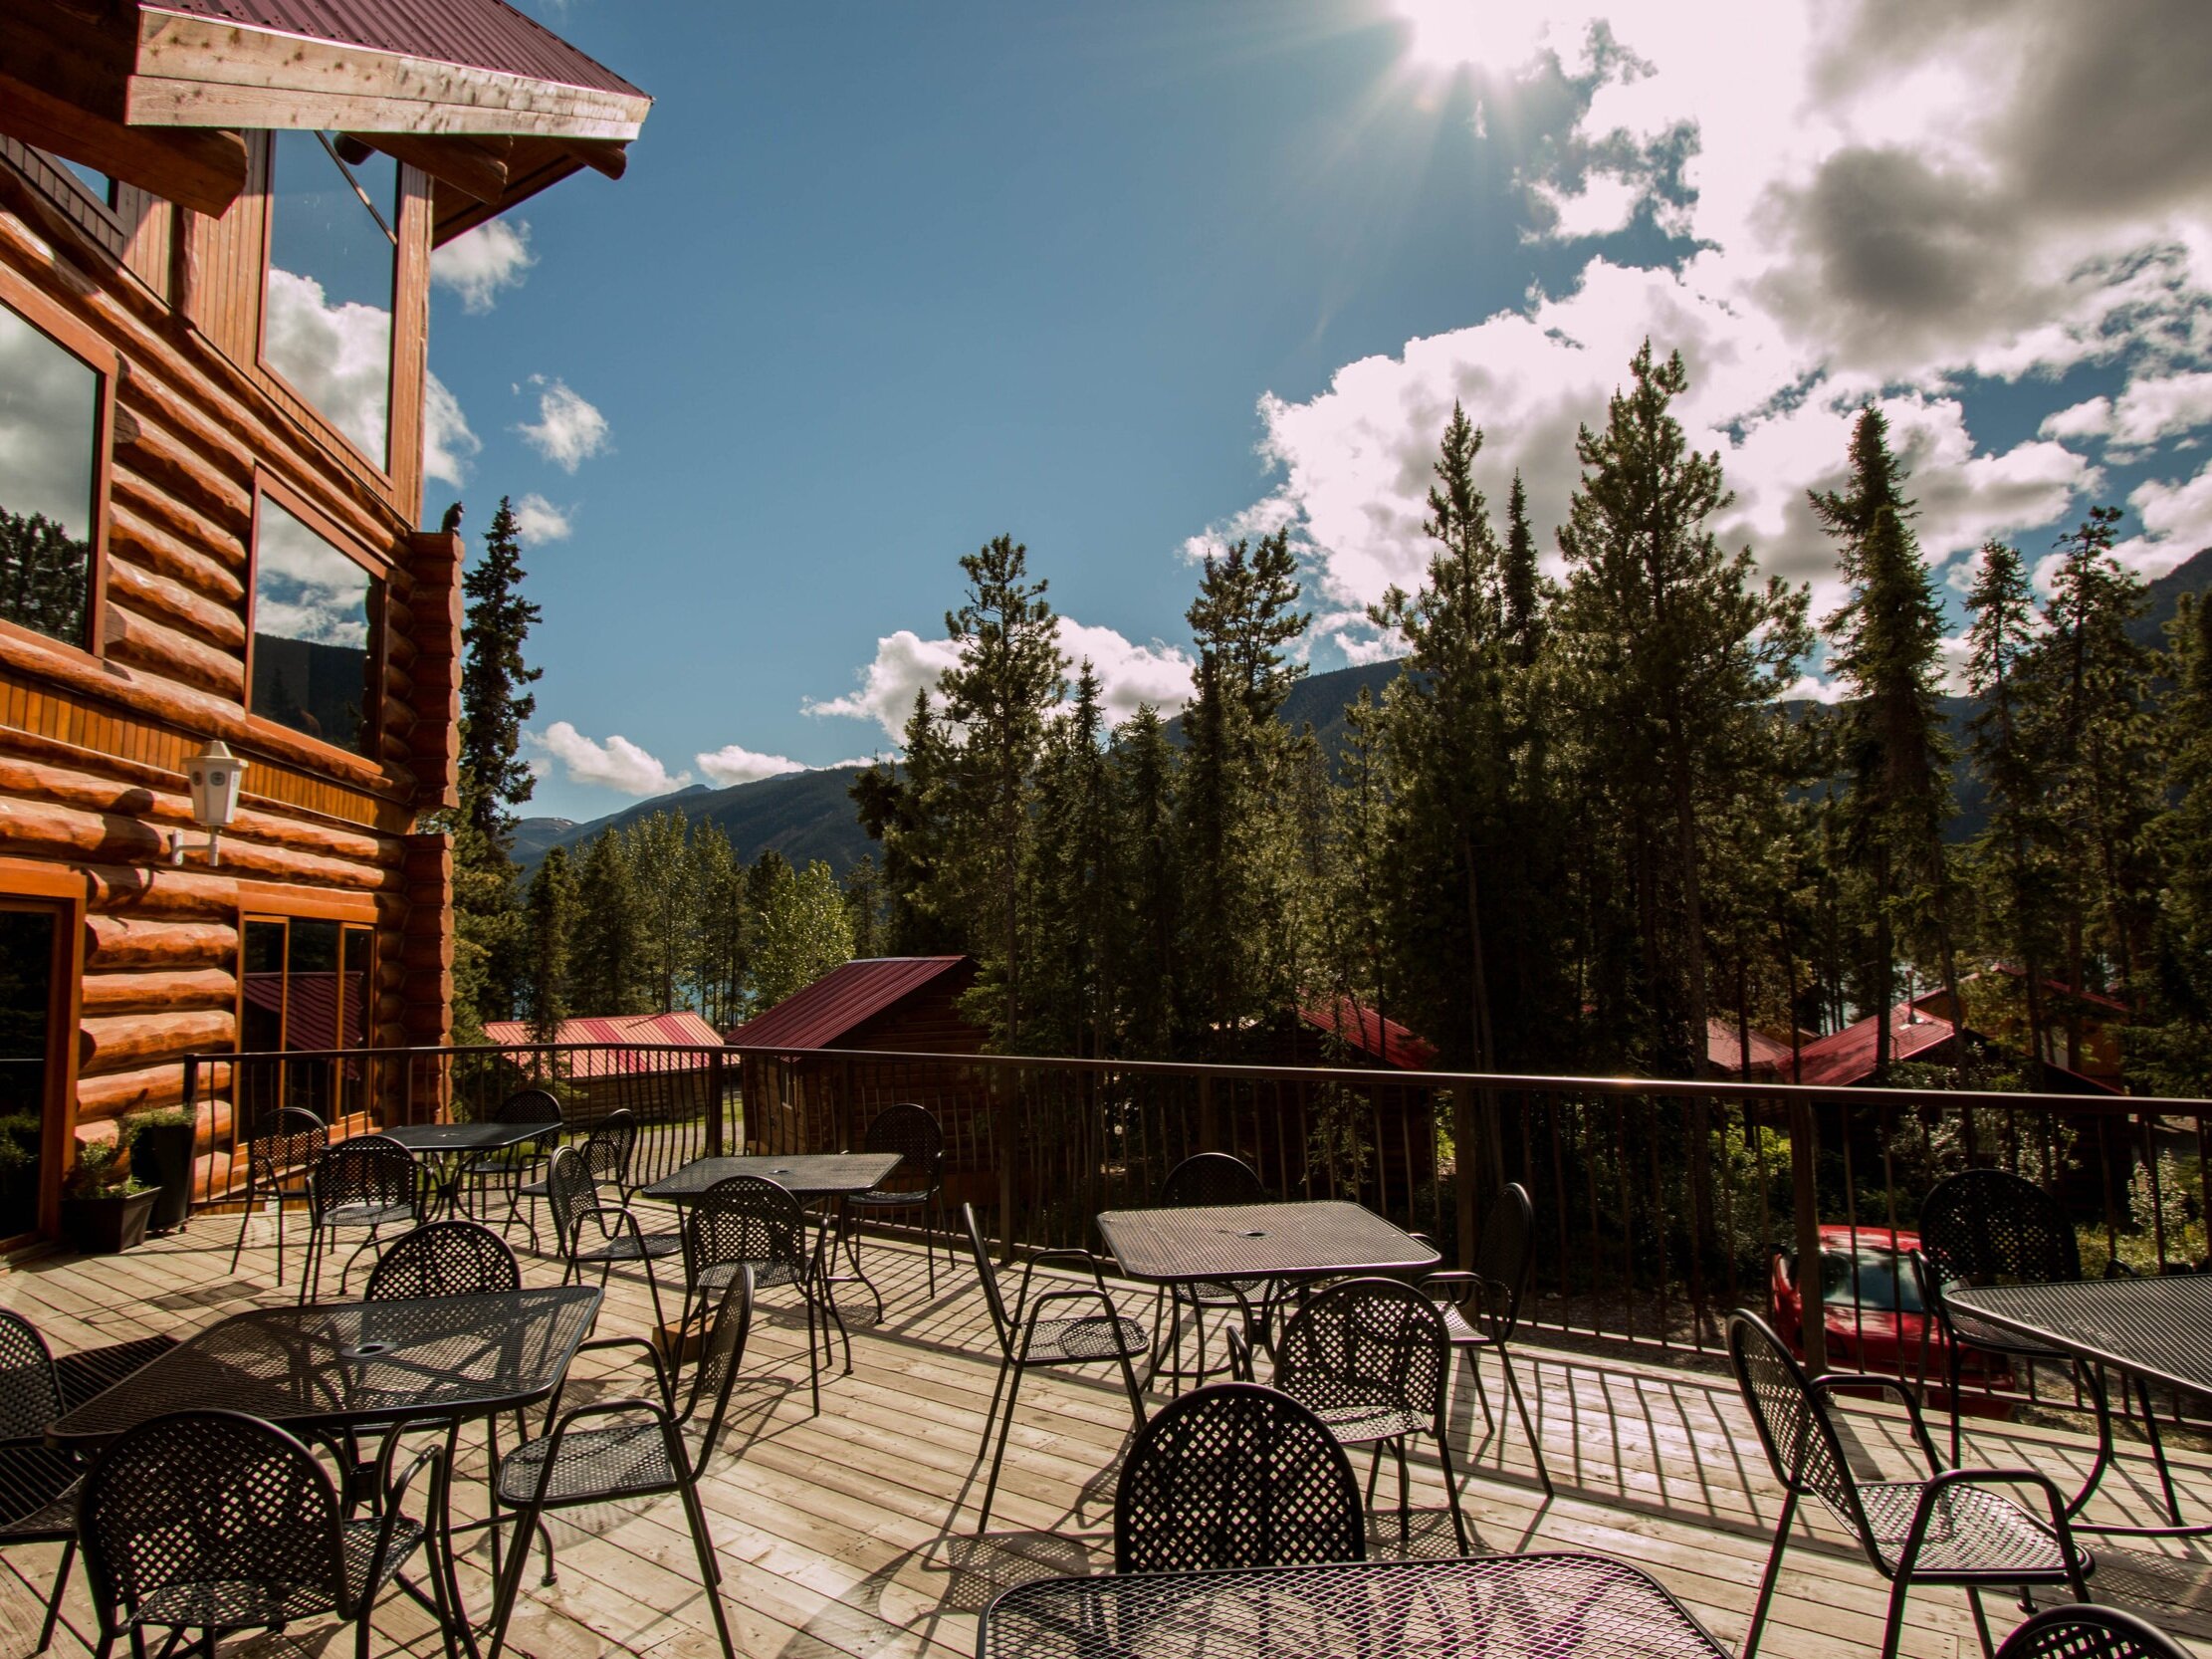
[349,131,510,204]
[563,138,628,181]
[0,71,246,217]
[129,11,649,140]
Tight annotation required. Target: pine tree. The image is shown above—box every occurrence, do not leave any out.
[1501,470,1542,663]
[623,811,697,1012]
[459,498,543,849]
[521,845,574,1043]
[1107,704,1180,1056]
[1815,409,1956,1076]
[690,826,748,1031]
[1553,341,1811,1074]
[2140,590,2212,1091]
[851,692,964,955]
[567,830,645,1015]
[1022,663,1115,1056]
[842,854,885,962]
[0,508,92,647]
[937,535,1066,1046]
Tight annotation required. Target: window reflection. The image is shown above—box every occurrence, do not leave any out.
[252,499,378,756]
[239,916,373,1123]
[265,131,397,466]
[0,302,99,650]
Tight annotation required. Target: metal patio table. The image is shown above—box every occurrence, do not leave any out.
[1947,1275,2212,1538]
[382,1120,560,1221]
[978,1551,1731,1659]
[47,1286,601,1659]
[642,1151,904,1322]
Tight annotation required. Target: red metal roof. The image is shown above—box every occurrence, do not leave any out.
[1791,1002,1957,1089]
[1705,1019,1793,1076]
[1990,965,2131,1018]
[481,1011,723,1078]
[731,957,973,1052]
[145,0,645,98]
[1296,996,1438,1070]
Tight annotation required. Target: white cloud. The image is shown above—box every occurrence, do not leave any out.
[511,493,572,546]
[806,618,1198,743]
[430,219,535,314]
[2040,397,2113,441]
[695,744,806,788]
[528,721,690,796]
[2105,371,2212,451]
[2109,461,2212,578]
[421,370,479,489]
[516,375,610,472]
[263,267,390,460]
[256,499,369,647]
[1529,170,1645,241]
[0,305,100,539]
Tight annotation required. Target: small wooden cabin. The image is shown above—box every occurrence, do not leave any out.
[481,1012,724,1128]
[0,1,649,1244]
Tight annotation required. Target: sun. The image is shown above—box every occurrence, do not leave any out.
[1387,0,1558,79]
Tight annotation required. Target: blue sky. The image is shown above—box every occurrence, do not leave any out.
[424,0,2212,822]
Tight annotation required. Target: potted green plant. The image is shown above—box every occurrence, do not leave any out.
[126,1106,197,1234]
[60,1137,157,1255]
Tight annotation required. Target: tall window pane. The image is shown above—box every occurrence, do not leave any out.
[0,302,99,649]
[252,500,378,756]
[265,131,397,466]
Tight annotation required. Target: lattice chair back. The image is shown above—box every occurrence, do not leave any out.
[1994,1605,2191,1659]
[962,1203,1016,1354]
[1115,1382,1366,1573]
[79,1410,351,1630]
[544,1145,597,1252]
[1469,1182,1538,1339]
[364,1221,521,1301]
[1274,1277,1451,1427]
[1160,1151,1266,1209]
[862,1102,944,1191]
[1726,1310,1870,1538]
[311,1136,417,1216]
[1918,1168,2081,1292]
[582,1110,639,1187]
[0,1308,62,1441]
[495,1087,563,1135]
[246,1106,327,1188]
[686,1175,807,1290]
[682,1265,759,1468]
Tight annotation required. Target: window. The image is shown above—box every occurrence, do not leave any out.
[240,916,372,1121]
[0,299,101,650]
[251,497,380,756]
[264,131,398,467]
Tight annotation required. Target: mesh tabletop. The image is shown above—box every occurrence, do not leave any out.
[979,1553,1729,1659]
[1946,1276,2212,1397]
[639,1152,904,1202]
[1095,1201,1440,1285]
[45,1286,601,1448]
[381,1121,550,1154]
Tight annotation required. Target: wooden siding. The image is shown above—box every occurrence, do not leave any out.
[0,130,460,1216]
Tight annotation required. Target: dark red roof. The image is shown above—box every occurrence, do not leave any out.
[1990,965,2131,1018]
[1706,1019,1793,1076]
[734,958,973,1052]
[1296,996,1438,1070]
[1792,1002,1956,1089]
[145,0,645,98]
[481,1011,722,1077]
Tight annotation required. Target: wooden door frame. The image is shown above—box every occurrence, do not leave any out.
[0,859,87,1246]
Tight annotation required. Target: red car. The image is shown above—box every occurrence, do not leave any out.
[1769,1225,2009,1403]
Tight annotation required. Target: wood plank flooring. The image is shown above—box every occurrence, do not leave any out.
[6,1217,2211,1658]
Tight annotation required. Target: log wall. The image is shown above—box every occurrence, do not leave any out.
[0,135,460,1223]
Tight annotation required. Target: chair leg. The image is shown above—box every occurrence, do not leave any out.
[1465,1345,1496,1431]
[228,1179,252,1274]
[1394,1439,1411,1546]
[36,1535,75,1653]
[1740,1488,1798,1659]
[1878,1573,1915,1659]
[2135,1375,2184,1527]
[976,1359,1026,1535]
[1435,1427,1471,1553]
[1947,1340,1964,1467]
[1966,1587,1997,1659]
[803,1278,823,1417]
[1112,1337,1148,1431]
[1499,1346,1552,1497]
[677,1478,738,1659]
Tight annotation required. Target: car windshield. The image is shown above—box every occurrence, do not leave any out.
[1819,1247,1923,1312]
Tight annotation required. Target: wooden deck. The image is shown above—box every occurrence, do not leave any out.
[6,1220,2212,1659]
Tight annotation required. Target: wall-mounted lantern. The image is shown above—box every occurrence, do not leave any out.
[167,739,247,866]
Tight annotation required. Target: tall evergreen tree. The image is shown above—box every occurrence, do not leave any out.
[623,811,697,1012]
[567,830,645,1015]
[842,853,885,962]
[521,845,574,1043]
[459,497,544,848]
[1815,409,1956,1076]
[690,826,749,1031]
[1107,705,1180,1056]
[2141,590,2212,1091]
[1023,664,1116,1056]
[851,692,964,955]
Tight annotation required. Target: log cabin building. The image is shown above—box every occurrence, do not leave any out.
[0,0,649,1246]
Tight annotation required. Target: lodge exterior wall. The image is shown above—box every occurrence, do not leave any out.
[0,133,459,1231]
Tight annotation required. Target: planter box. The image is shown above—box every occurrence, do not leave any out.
[61,1189,158,1256]
[131,1121,196,1233]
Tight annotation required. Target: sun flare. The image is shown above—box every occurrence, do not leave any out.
[1388,0,1560,78]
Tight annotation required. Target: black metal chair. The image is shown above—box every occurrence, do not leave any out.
[684,1173,841,1415]
[77,1408,452,1659]
[473,1088,564,1247]
[1253,1275,1471,1551]
[962,1202,1148,1534]
[363,1219,522,1302]
[1994,1604,2192,1659]
[1152,1151,1274,1390]
[1910,1169,2177,1518]
[226,1104,328,1284]
[546,1144,682,1334]
[484,1267,755,1659]
[1727,1308,2092,1659]
[508,1112,640,1258]
[1114,1381,1366,1573]
[302,1136,423,1304]
[2,1309,89,1653]
[1421,1181,1551,1495]
[839,1102,949,1304]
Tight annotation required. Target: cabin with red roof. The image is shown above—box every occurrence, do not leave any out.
[0,0,647,1244]
[481,1012,722,1127]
